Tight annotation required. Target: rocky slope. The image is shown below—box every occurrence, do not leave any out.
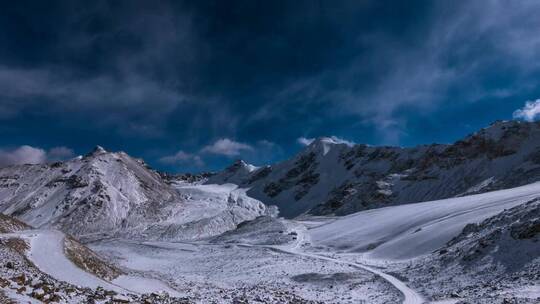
[210,120,540,217]
[400,198,540,303]
[0,147,267,241]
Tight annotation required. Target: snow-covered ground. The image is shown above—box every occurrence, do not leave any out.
[139,183,268,241]
[0,148,267,243]
[89,238,401,304]
[308,181,540,260]
[1,172,539,303]
[241,241,425,304]
[7,179,540,304]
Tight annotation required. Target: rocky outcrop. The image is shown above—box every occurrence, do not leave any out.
[401,198,540,303]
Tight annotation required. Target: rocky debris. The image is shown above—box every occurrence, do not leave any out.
[220,286,324,304]
[0,213,31,233]
[63,235,123,281]
[161,172,215,184]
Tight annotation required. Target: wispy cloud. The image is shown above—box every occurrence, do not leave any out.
[297,137,315,146]
[513,99,540,122]
[0,145,75,167]
[326,136,355,146]
[257,1,540,145]
[297,136,354,147]
[0,66,184,137]
[201,138,253,157]
[160,138,283,170]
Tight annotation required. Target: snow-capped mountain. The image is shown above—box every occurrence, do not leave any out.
[210,120,540,217]
[1,124,538,304]
[0,146,267,240]
[206,159,259,185]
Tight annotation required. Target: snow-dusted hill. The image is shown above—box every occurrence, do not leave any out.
[0,146,181,237]
[211,120,540,217]
[0,147,267,241]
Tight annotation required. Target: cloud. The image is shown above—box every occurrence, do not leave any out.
[256,1,540,145]
[201,138,253,157]
[0,146,46,167]
[159,150,204,167]
[297,137,315,146]
[6,1,540,155]
[513,99,540,122]
[0,145,76,167]
[159,138,281,171]
[326,136,355,146]
[297,136,354,147]
[0,2,197,136]
[0,66,184,137]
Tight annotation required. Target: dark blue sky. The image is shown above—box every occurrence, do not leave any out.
[1,0,540,172]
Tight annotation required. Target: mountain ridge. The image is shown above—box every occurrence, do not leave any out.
[209,120,540,217]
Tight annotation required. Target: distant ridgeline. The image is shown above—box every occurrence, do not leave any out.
[208,120,540,217]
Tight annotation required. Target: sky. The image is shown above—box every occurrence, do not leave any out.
[2,0,540,172]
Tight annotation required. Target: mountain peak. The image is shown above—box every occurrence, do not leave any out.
[84,145,108,158]
[307,136,354,156]
[93,145,107,153]
[227,159,258,172]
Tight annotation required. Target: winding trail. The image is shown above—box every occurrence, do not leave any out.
[293,223,425,303]
[273,246,425,304]
[13,229,181,296]
[240,226,425,304]
[27,230,125,292]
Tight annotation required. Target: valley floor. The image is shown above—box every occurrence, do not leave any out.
[1,182,539,303]
[88,238,402,304]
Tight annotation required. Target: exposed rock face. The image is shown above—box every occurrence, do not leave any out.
[0,214,31,233]
[443,198,540,268]
[160,172,214,184]
[263,152,320,201]
[210,121,540,217]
